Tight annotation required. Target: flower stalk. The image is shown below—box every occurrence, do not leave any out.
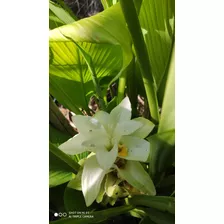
[119,0,160,124]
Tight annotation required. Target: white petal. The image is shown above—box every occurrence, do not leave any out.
[82,156,107,207]
[58,134,86,155]
[119,136,150,162]
[117,161,156,195]
[131,117,155,138]
[94,111,111,130]
[72,115,107,137]
[110,97,132,123]
[96,143,118,171]
[113,120,143,140]
[81,135,111,153]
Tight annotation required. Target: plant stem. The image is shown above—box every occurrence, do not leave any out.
[117,72,127,104]
[119,0,159,124]
[92,74,106,111]
[126,59,138,117]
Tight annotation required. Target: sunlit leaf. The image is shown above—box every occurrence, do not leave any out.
[139,0,175,89]
[49,170,73,188]
[49,3,132,112]
[158,45,175,133]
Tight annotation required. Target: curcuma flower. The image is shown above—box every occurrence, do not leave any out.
[59,97,156,206]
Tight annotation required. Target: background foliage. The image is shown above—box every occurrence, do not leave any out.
[49,0,175,223]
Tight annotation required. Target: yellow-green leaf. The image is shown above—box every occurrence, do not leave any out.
[49,3,132,112]
[139,0,175,89]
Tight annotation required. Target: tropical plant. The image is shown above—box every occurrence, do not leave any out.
[49,0,175,223]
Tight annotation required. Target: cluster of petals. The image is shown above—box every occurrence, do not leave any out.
[59,97,156,206]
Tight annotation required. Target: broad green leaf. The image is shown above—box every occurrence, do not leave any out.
[49,146,86,188]
[139,207,175,224]
[128,196,175,214]
[50,43,121,112]
[49,124,71,147]
[50,205,135,224]
[158,45,175,133]
[133,0,143,14]
[117,161,156,195]
[49,145,77,188]
[50,150,75,172]
[50,184,67,214]
[139,0,175,89]
[140,216,156,224]
[49,170,73,188]
[64,187,93,212]
[157,175,175,196]
[159,175,175,188]
[120,0,160,123]
[147,130,175,181]
[49,3,132,112]
[146,46,175,182]
[49,142,80,174]
[64,39,106,110]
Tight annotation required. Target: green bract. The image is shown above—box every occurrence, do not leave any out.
[59,97,156,206]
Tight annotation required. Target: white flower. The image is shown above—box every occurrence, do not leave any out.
[59,97,156,206]
[59,97,154,169]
